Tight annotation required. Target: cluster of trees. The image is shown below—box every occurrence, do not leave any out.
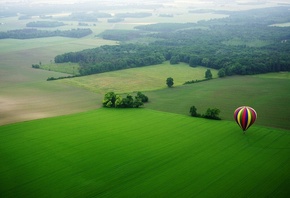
[190,106,221,120]
[0,28,92,39]
[26,21,65,28]
[52,7,290,76]
[102,92,148,108]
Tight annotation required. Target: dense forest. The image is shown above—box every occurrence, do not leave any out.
[54,7,290,76]
[0,28,92,39]
[55,44,166,75]
[99,30,146,42]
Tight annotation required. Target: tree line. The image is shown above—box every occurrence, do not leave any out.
[0,28,92,39]
[54,44,166,75]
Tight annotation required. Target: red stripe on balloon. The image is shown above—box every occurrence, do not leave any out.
[242,108,248,131]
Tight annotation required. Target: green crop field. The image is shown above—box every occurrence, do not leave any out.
[0,108,289,197]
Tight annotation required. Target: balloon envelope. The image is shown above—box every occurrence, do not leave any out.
[234,106,257,131]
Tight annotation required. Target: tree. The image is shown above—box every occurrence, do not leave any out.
[122,94,134,108]
[133,98,143,108]
[136,92,148,102]
[189,56,201,67]
[218,68,226,77]
[189,105,200,117]
[115,95,123,108]
[201,58,209,67]
[205,69,213,79]
[170,55,180,64]
[166,77,174,88]
[102,92,116,107]
[202,108,221,120]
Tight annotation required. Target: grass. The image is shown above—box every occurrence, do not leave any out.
[0,40,104,126]
[145,75,290,130]
[0,37,117,54]
[40,62,80,75]
[0,108,289,197]
[255,72,290,79]
[0,80,100,126]
[0,25,116,126]
[60,62,218,94]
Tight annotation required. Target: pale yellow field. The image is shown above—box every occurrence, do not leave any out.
[60,62,218,94]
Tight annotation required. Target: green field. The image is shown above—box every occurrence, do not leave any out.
[58,67,288,130]
[40,62,80,75]
[60,62,218,94]
[0,24,116,126]
[0,38,107,126]
[0,108,289,197]
[255,72,290,79]
[145,74,290,130]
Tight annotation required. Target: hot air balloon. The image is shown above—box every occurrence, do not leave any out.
[234,106,257,132]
